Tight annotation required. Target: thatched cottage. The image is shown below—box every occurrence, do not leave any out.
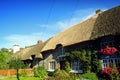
[11,6,120,74]
[10,40,44,68]
[41,6,120,73]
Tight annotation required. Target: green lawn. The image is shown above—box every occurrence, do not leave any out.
[0,77,41,80]
[0,72,98,80]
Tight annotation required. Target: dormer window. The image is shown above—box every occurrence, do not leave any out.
[56,44,65,57]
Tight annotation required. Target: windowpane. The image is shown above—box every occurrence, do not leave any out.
[50,61,56,70]
[71,61,81,71]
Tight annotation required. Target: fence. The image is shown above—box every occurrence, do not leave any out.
[0,69,33,76]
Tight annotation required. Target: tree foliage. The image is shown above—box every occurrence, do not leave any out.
[0,48,12,69]
[9,58,29,69]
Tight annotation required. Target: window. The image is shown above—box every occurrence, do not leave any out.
[71,61,81,71]
[56,44,65,57]
[102,59,108,68]
[115,58,120,68]
[100,37,115,49]
[102,58,120,69]
[49,61,56,71]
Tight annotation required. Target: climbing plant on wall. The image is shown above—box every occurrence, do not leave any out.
[65,50,92,73]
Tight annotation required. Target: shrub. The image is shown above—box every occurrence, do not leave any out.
[34,66,48,79]
[50,69,69,77]
[81,72,98,80]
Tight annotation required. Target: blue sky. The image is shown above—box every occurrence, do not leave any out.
[0,0,120,49]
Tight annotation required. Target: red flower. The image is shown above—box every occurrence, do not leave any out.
[102,67,112,75]
[111,47,117,54]
[99,46,117,56]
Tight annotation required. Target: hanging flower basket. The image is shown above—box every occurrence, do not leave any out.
[99,46,117,56]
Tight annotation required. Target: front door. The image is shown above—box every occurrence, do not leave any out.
[60,61,65,70]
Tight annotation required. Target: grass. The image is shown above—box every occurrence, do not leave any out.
[0,77,41,80]
[0,72,98,80]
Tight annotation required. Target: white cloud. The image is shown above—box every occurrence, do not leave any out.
[3,32,52,48]
[38,8,97,33]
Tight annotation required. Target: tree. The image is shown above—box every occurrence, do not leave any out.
[0,48,12,69]
[9,58,28,69]
[9,58,29,80]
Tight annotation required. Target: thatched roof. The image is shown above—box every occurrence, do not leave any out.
[41,6,120,52]
[21,44,44,60]
[10,46,33,60]
[91,6,120,39]
[41,15,97,51]
[10,43,44,60]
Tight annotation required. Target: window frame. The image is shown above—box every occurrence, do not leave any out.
[70,60,83,73]
[49,60,56,71]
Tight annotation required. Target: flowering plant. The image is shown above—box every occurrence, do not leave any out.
[102,67,112,75]
[99,46,117,56]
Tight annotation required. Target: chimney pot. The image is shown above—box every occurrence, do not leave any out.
[37,40,43,44]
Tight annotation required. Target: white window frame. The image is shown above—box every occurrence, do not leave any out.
[70,60,83,73]
[49,61,56,71]
[102,58,120,69]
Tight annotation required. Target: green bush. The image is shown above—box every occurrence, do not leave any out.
[51,69,69,77]
[34,66,48,79]
[81,72,98,80]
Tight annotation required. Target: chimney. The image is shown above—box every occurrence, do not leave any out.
[37,40,43,44]
[96,9,103,14]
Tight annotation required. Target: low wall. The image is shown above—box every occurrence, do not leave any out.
[0,69,33,76]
